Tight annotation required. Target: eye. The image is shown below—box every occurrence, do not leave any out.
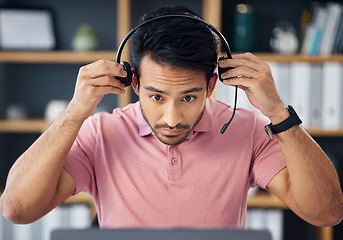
[151,94,164,102]
[182,95,196,102]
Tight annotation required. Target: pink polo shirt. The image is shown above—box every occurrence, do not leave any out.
[64,98,286,229]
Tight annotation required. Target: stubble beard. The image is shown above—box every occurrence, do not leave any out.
[140,102,206,145]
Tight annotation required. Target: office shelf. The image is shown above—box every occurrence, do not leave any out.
[0,51,116,64]
[0,119,49,133]
[0,51,342,64]
[2,119,343,137]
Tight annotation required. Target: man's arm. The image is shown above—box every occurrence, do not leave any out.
[0,109,82,224]
[219,53,343,226]
[267,123,343,226]
[0,60,127,224]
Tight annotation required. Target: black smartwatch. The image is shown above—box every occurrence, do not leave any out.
[264,105,302,140]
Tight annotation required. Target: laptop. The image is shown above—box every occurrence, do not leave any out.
[51,228,272,240]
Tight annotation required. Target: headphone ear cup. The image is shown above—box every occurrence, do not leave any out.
[218,56,234,82]
[118,61,132,87]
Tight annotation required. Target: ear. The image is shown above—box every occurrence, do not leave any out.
[206,73,218,98]
[131,68,139,95]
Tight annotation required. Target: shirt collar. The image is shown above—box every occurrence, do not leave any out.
[135,103,153,137]
[136,99,213,137]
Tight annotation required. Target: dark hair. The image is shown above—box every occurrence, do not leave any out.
[130,6,219,82]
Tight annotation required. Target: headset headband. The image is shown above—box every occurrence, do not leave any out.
[116,14,232,63]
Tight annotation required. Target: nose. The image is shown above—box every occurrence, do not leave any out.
[162,101,182,128]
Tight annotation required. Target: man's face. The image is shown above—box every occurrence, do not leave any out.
[132,56,217,145]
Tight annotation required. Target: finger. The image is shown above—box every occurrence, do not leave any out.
[232,52,269,67]
[77,75,126,97]
[219,52,269,69]
[220,65,261,80]
[222,76,251,87]
[78,74,126,93]
[95,85,126,95]
[91,75,126,89]
[80,60,127,79]
[219,53,268,73]
[85,84,126,97]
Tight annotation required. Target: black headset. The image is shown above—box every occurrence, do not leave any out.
[115,14,238,134]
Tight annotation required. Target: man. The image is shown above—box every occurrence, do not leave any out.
[0,6,342,228]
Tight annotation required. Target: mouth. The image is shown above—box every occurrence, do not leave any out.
[158,128,184,137]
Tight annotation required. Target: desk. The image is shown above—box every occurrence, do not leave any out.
[64,190,333,240]
[0,189,334,240]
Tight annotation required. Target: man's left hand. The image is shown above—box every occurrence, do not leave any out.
[218,52,289,124]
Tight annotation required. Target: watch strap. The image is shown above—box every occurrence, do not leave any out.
[265,105,302,139]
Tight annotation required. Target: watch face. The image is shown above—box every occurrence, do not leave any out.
[264,125,274,140]
[288,105,303,124]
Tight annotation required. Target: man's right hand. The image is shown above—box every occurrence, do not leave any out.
[68,60,128,121]
[0,60,128,224]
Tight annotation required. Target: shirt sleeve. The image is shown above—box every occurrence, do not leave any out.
[249,113,287,189]
[63,115,98,195]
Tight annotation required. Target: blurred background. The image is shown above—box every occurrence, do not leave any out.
[0,0,342,239]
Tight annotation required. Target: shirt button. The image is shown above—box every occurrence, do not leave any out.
[171,158,178,165]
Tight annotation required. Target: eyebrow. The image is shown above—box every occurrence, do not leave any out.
[181,87,203,94]
[144,86,203,95]
[144,86,166,94]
